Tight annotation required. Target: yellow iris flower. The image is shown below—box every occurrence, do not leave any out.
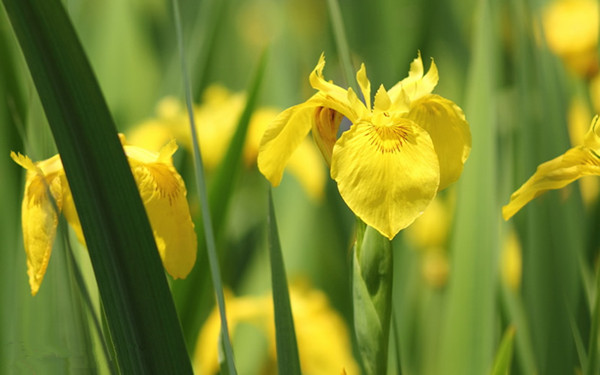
[11,136,197,295]
[258,53,471,239]
[503,116,600,220]
[542,0,599,77]
[194,283,359,375]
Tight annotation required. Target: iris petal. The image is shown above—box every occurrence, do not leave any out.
[503,147,600,220]
[11,152,64,296]
[356,63,371,109]
[331,119,440,239]
[388,52,439,103]
[406,94,471,190]
[258,103,317,185]
[132,162,196,278]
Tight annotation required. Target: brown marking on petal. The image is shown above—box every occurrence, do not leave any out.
[145,164,181,205]
[366,124,409,154]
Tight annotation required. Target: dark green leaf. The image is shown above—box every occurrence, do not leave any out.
[2,0,192,372]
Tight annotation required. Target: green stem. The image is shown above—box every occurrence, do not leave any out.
[353,224,393,374]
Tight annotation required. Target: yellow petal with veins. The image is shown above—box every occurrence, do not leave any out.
[503,146,600,220]
[406,94,471,190]
[331,119,440,239]
[127,142,197,279]
[258,103,316,185]
[11,152,64,295]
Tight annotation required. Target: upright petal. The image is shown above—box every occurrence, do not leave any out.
[502,146,600,220]
[406,94,471,190]
[258,103,316,185]
[331,119,440,239]
[388,52,439,103]
[356,63,371,109]
[308,55,366,123]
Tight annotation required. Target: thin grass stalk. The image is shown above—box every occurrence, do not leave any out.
[170,0,237,372]
[325,0,357,92]
[586,267,600,375]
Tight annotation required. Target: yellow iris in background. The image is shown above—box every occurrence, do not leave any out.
[503,116,600,220]
[542,0,599,77]
[258,53,471,239]
[11,136,197,295]
[127,86,326,200]
[194,283,359,375]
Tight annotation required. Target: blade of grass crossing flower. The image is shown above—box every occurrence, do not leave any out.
[326,0,357,93]
[173,48,267,351]
[439,0,498,373]
[490,326,516,375]
[209,50,267,234]
[171,0,237,372]
[267,188,302,375]
[1,0,193,372]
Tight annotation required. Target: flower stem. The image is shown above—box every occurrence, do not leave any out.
[352,223,393,374]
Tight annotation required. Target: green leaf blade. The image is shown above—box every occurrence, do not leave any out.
[268,188,302,375]
[2,0,192,372]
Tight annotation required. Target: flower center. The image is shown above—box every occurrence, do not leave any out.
[365,124,409,154]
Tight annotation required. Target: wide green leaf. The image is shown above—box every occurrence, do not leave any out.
[2,0,192,372]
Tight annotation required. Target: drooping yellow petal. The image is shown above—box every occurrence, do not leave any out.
[312,106,344,165]
[388,52,439,104]
[331,119,440,239]
[11,152,64,296]
[258,103,316,185]
[127,143,197,279]
[502,146,600,220]
[406,94,471,190]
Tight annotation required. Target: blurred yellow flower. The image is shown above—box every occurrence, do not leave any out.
[503,116,600,220]
[11,136,197,295]
[501,229,522,291]
[194,284,358,375]
[127,86,326,200]
[406,196,452,288]
[258,53,471,239]
[542,0,599,77]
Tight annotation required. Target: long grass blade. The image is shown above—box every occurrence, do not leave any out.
[439,0,498,373]
[171,0,237,372]
[267,188,302,375]
[326,0,357,92]
[173,50,268,350]
[2,0,193,372]
[490,326,516,375]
